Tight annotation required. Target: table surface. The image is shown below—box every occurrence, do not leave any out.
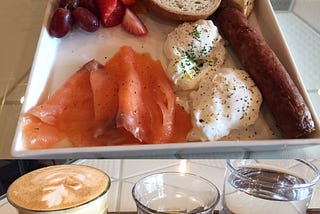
[0,159,320,213]
[0,0,320,159]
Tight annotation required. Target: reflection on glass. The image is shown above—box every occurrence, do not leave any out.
[179,160,187,173]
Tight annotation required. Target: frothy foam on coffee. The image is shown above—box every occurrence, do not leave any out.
[7,165,110,211]
[42,184,69,208]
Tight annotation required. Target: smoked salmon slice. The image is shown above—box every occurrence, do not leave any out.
[23,46,191,149]
[24,60,139,148]
[23,114,67,149]
[25,60,97,148]
[90,63,118,122]
[28,60,96,126]
[114,46,191,144]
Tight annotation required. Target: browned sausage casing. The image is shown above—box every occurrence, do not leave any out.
[214,7,315,138]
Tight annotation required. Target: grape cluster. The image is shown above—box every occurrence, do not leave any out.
[49,0,100,38]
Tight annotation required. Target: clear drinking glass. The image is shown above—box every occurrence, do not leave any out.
[7,165,111,214]
[132,172,220,214]
[222,159,320,214]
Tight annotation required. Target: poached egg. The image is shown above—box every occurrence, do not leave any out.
[164,20,225,90]
[187,67,262,141]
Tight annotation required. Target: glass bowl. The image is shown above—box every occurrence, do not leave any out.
[132,172,220,214]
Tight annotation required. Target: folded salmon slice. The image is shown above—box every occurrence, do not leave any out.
[25,60,97,148]
[23,114,67,149]
[28,61,95,126]
[90,63,118,122]
[114,46,192,143]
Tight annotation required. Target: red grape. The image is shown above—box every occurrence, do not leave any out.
[72,7,100,32]
[49,8,72,38]
[59,0,79,10]
[79,0,100,18]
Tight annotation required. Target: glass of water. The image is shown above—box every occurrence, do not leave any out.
[132,172,220,214]
[222,159,320,214]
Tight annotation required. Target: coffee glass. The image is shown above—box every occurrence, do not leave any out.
[132,172,220,214]
[222,159,320,214]
[7,164,111,214]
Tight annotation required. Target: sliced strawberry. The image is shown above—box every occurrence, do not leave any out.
[121,0,136,6]
[97,0,125,27]
[121,8,148,36]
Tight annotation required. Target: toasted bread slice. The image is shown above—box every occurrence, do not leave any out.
[221,0,255,17]
[142,0,222,21]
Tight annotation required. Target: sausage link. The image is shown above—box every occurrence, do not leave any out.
[214,7,315,138]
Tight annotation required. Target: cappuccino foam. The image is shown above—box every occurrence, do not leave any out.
[7,165,110,211]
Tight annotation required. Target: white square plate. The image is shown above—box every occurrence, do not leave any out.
[11,0,320,158]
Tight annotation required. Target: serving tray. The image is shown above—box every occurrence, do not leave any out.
[11,0,320,158]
